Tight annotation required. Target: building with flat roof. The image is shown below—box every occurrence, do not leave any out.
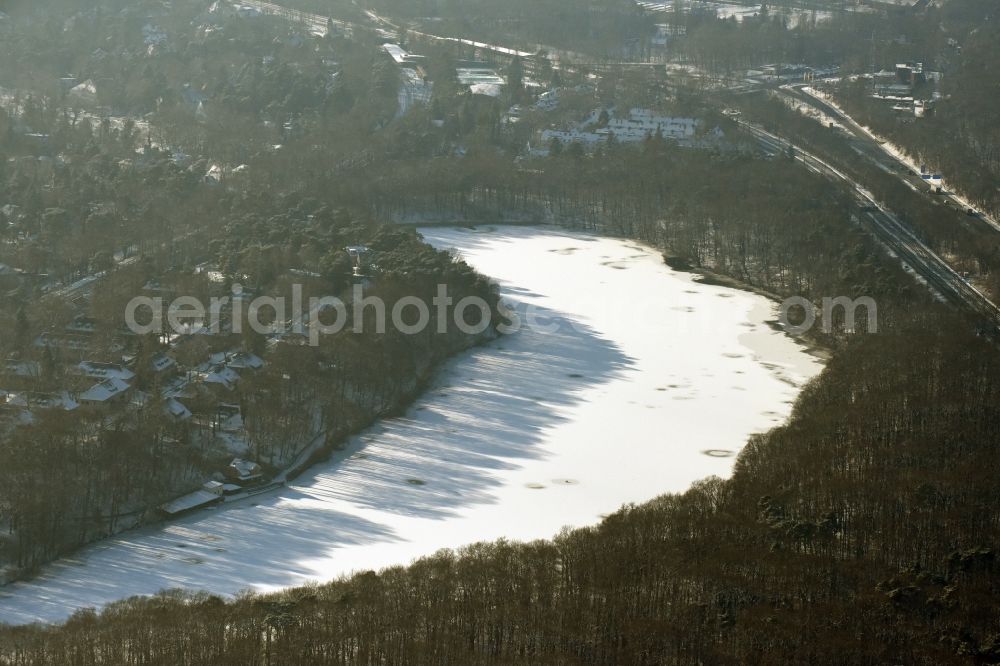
[382,43,425,68]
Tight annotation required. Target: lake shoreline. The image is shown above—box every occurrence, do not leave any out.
[0,226,824,626]
[660,253,834,362]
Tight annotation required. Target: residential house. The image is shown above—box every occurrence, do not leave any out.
[65,315,98,335]
[3,359,40,381]
[76,361,136,383]
[200,364,241,391]
[3,390,79,413]
[79,377,132,406]
[164,397,192,422]
[214,403,243,432]
[225,458,264,484]
[150,352,178,376]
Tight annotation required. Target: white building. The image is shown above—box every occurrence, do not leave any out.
[537,108,702,155]
[76,361,136,383]
[382,43,425,67]
[601,109,700,142]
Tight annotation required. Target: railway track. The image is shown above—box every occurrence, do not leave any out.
[740,120,1000,325]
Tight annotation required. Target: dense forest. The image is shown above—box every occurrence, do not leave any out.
[330,138,918,311]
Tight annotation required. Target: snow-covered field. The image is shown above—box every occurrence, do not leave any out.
[0,226,823,625]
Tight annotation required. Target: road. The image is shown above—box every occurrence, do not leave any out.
[740,120,1000,325]
[239,0,357,38]
[779,83,1000,234]
[242,0,536,60]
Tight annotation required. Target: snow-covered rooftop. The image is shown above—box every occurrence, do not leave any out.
[80,377,131,403]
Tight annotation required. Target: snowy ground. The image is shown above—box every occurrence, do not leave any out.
[637,1,834,27]
[802,87,1000,232]
[0,226,823,625]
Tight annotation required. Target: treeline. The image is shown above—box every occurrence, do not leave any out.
[0,401,202,571]
[674,0,989,74]
[2,308,997,663]
[314,137,922,322]
[288,0,651,58]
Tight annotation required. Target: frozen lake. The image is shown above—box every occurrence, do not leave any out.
[0,225,823,625]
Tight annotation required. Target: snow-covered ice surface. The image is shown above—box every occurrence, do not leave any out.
[0,225,823,625]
